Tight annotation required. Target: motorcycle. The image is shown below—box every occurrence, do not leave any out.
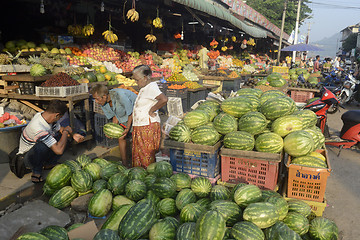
[338,72,360,105]
[322,70,342,88]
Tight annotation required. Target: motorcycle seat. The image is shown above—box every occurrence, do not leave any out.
[341,110,360,123]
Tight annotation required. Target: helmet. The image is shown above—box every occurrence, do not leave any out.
[331,71,336,77]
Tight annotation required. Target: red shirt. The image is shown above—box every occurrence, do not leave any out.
[314,60,320,72]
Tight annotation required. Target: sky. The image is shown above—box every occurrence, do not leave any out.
[298,0,360,43]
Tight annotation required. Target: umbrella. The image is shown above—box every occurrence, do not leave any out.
[281,43,324,52]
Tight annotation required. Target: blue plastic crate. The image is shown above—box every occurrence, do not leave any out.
[169,148,220,178]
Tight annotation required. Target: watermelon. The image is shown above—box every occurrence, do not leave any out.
[238,111,268,135]
[107,172,128,195]
[221,96,256,118]
[146,189,161,205]
[195,210,226,240]
[93,229,120,240]
[243,202,279,229]
[309,217,338,240]
[283,212,310,235]
[43,183,57,196]
[198,100,221,109]
[164,216,180,230]
[260,96,296,120]
[196,105,220,122]
[16,233,50,240]
[260,189,282,200]
[176,188,197,210]
[292,110,318,129]
[255,132,283,153]
[238,94,261,111]
[169,123,192,142]
[308,151,326,162]
[49,186,78,209]
[158,198,177,217]
[101,204,133,231]
[213,112,238,135]
[191,177,212,198]
[154,161,173,178]
[287,199,312,217]
[88,189,113,217]
[231,221,265,240]
[237,88,263,98]
[196,198,212,210]
[67,223,84,231]
[191,125,220,146]
[144,174,157,188]
[112,195,135,211]
[39,225,68,240]
[264,221,302,240]
[180,203,204,223]
[176,222,196,240]
[75,154,91,168]
[303,128,321,149]
[149,219,177,240]
[146,162,157,174]
[45,164,72,190]
[125,179,147,201]
[271,115,303,137]
[209,200,242,226]
[224,131,255,151]
[230,183,247,199]
[92,158,110,168]
[184,110,210,129]
[312,126,325,147]
[92,179,108,193]
[63,160,81,173]
[284,130,315,157]
[127,167,147,181]
[103,122,125,138]
[170,173,192,191]
[210,185,230,201]
[233,184,262,208]
[71,170,93,193]
[100,163,120,180]
[265,195,289,220]
[152,177,177,198]
[291,156,328,168]
[259,90,285,105]
[118,199,158,240]
[83,162,101,181]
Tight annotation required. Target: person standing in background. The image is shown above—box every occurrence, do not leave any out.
[314,55,321,72]
[131,65,168,168]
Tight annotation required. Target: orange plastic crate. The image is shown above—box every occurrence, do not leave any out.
[290,90,314,103]
[286,149,331,202]
[220,147,282,190]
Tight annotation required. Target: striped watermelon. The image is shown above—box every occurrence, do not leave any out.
[146,189,161,205]
[283,212,310,235]
[309,217,338,240]
[169,123,192,143]
[260,189,282,201]
[42,183,57,197]
[149,219,177,240]
[49,186,78,209]
[209,200,242,227]
[176,188,197,210]
[243,202,279,229]
[231,221,265,240]
[127,167,147,181]
[191,177,212,198]
[284,130,315,157]
[259,90,285,105]
[118,199,158,240]
[67,223,84,231]
[303,128,321,149]
[164,216,180,230]
[152,177,177,198]
[271,115,303,137]
[195,210,226,240]
[112,195,135,211]
[103,122,125,138]
[311,126,325,147]
[233,184,262,208]
[70,170,93,193]
[16,233,50,240]
[264,221,302,240]
[224,131,255,151]
[238,111,269,135]
[265,195,289,220]
[39,225,68,240]
[107,172,128,195]
[230,183,247,199]
[100,163,120,180]
[293,110,318,129]
[210,185,230,201]
[93,229,120,240]
[146,162,157,174]
[154,161,173,178]
[125,179,147,201]
[221,96,256,118]
[198,100,221,109]
[83,162,101,181]
[88,189,112,217]
[45,164,72,190]
[75,154,91,168]
[158,198,177,217]
[196,104,220,122]
[237,88,263,98]
[180,203,204,223]
[144,174,157,188]
[176,222,196,240]
[237,94,261,111]
[92,158,111,168]
[63,160,81,173]
[170,173,192,191]
[292,156,327,168]
[196,198,212,210]
[184,110,210,129]
[213,112,238,135]
[92,179,108,193]
[260,96,296,120]
[287,199,312,217]
[101,204,133,231]
[117,164,128,174]
[191,125,220,146]
[255,132,283,153]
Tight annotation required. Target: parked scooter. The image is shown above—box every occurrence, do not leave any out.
[338,72,360,105]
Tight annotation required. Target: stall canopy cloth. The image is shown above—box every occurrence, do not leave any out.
[281,43,324,52]
[172,0,267,38]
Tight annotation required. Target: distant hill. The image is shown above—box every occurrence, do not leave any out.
[307,32,341,58]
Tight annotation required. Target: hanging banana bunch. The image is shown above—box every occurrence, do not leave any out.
[152,7,163,28]
[145,27,157,43]
[83,24,94,36]
[102,15,118,43]
[127,0,139,22]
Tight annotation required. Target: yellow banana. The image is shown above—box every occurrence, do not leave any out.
[127,9,135,19]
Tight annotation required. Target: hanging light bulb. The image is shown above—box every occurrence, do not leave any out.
[40,0,45,14]
[101,1,105,12]
[181,21,184,40]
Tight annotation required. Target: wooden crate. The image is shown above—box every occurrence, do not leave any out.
[0,79,18,94]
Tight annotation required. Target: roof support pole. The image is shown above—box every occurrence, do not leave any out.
[292,0,302,63]
[277,0,288,64]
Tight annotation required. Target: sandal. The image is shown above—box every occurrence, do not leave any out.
[31,175,44,184]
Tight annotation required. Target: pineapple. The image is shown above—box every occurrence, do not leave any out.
[28,55,40,64]
[17,58,29,65]
[0,54,9,65]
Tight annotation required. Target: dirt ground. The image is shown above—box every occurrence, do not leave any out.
[321,102,360,239]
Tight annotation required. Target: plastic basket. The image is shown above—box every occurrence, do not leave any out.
[286,149,331,202]
[187,89,207,109]
[18,82,36,95]
[165,88,188,99]
[94,113,118,147]
[290,90,315,103]
[165,140,221,178]
[272,66,289,74]
[93,100,104,114]
[220,147,282,190]
[167,97,184,118]
[35,83,88,97]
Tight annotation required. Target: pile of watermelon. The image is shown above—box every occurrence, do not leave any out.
[17,155,339,240]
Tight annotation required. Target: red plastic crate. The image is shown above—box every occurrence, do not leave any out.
[290,90,314,103]
[220,147,282,190]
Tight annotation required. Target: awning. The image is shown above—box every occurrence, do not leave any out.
[172,0,267,38]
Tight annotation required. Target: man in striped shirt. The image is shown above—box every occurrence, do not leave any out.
[17,100,74,183]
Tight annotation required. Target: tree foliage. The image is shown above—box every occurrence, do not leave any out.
[246,0,312,35]
[342,33,357,52]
